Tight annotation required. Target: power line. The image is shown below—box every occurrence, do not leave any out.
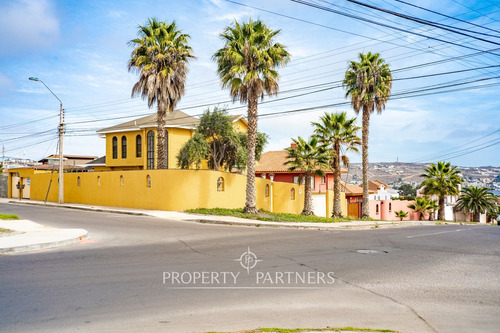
[412,129,500,161]
[412,137,500,163]
[343,0,500,41]
[289,0,500,56]
[392,0,500,34]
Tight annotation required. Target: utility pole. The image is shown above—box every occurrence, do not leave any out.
[58,101,64,204]
[2,145,5,168]
[29,77,64,203]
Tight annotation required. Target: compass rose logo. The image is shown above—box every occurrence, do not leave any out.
[235,247,262,274]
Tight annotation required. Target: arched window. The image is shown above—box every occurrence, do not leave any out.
[389,203,392,212]
[77,176,81,186]
[217,177,225,192]
[97,176,101,186]
[376,204,379,214]
[291,188,295,200]
[265,184,270,197]
[121,136,127,158]
[120,175,124,186]
[136,135,142,158]
[146,175,151,188]
[147,131,155,170]
[112,136,118,159]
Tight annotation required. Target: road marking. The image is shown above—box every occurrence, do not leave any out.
[406,227,479,239]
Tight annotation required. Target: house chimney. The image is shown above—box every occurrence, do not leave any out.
[290,142,297,148]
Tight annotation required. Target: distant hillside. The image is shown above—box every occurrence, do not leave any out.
[346,162,500,192]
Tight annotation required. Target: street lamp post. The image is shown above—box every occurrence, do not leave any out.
[29,77,64,204]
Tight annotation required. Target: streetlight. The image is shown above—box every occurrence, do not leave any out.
[29,77,65,204]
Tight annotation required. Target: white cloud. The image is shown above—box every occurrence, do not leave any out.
[210,11,253,22]
[0,0,60,56]
[0,73,15,95]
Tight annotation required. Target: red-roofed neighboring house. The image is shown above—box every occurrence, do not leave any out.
[255,149,344,193]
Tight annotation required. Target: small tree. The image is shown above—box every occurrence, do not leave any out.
[285,137,329,216]
[487,205,500,222]
[398,183,416,197]
[394,210,408,221]
[408,197,431,221]
[420,161,462,220]
[177,107,267,171]
[427,199,439,221]
[455,186,497,222]
[312,112,361,218]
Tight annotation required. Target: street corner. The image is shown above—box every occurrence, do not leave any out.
[0,219,88,255]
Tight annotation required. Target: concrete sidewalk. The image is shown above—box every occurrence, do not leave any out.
[0,219,87,255]
[2,198,437,230]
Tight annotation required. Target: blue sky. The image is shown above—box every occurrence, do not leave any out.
[0,0,499,167]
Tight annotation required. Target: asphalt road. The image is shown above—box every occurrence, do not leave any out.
[0,202,499,333]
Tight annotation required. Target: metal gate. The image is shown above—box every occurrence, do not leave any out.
[312,194,327,217]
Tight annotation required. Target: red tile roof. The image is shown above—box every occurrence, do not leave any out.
[255,150,345,174]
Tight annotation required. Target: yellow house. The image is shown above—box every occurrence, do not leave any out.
[95,110,248,171]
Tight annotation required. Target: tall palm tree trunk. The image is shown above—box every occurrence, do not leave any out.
[157,106,166,169]
[303,171,313,215]
[361,106,370,218]
[243,93,258,214]
[438,196,445,220]
[473,211,480,223]
[333,142,342,218]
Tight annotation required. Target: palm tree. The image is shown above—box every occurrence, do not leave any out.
[456,186,497,222]
[213,19,290,214]
[394,210,408,221]
[344,52,392,218]
[285,137,329,216]
[420,161,462,220]
[427,199,439,221]
[487,206,500,222]
[408,197,431,221]
[128,18,194,169]
[312,112,361,218]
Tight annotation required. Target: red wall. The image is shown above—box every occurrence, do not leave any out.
[256,173,334,193]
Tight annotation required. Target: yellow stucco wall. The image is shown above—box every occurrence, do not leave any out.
[22,170,268,211]
[11,168,308,215]
[232,118,248,133]
[271,181,305,215]
[105,130,144,168]
[326,190,347,217]
[167,127,195,169]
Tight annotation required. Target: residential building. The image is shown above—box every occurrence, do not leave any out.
[95,111,247,171]
[368,180,399,200]
[39,154,97,167]
[255,148,344,193]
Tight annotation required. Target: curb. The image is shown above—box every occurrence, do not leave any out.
[5,200,438,231]
[0,229,88,255]
[8,200,148,217]
[192,218,428,230]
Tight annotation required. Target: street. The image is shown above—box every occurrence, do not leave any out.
[0,202,499,333]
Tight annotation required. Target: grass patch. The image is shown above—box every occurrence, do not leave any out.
[0,228,13,233]
[0,213,19,220]
[186,208,374,223]
[202,327,398,333]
